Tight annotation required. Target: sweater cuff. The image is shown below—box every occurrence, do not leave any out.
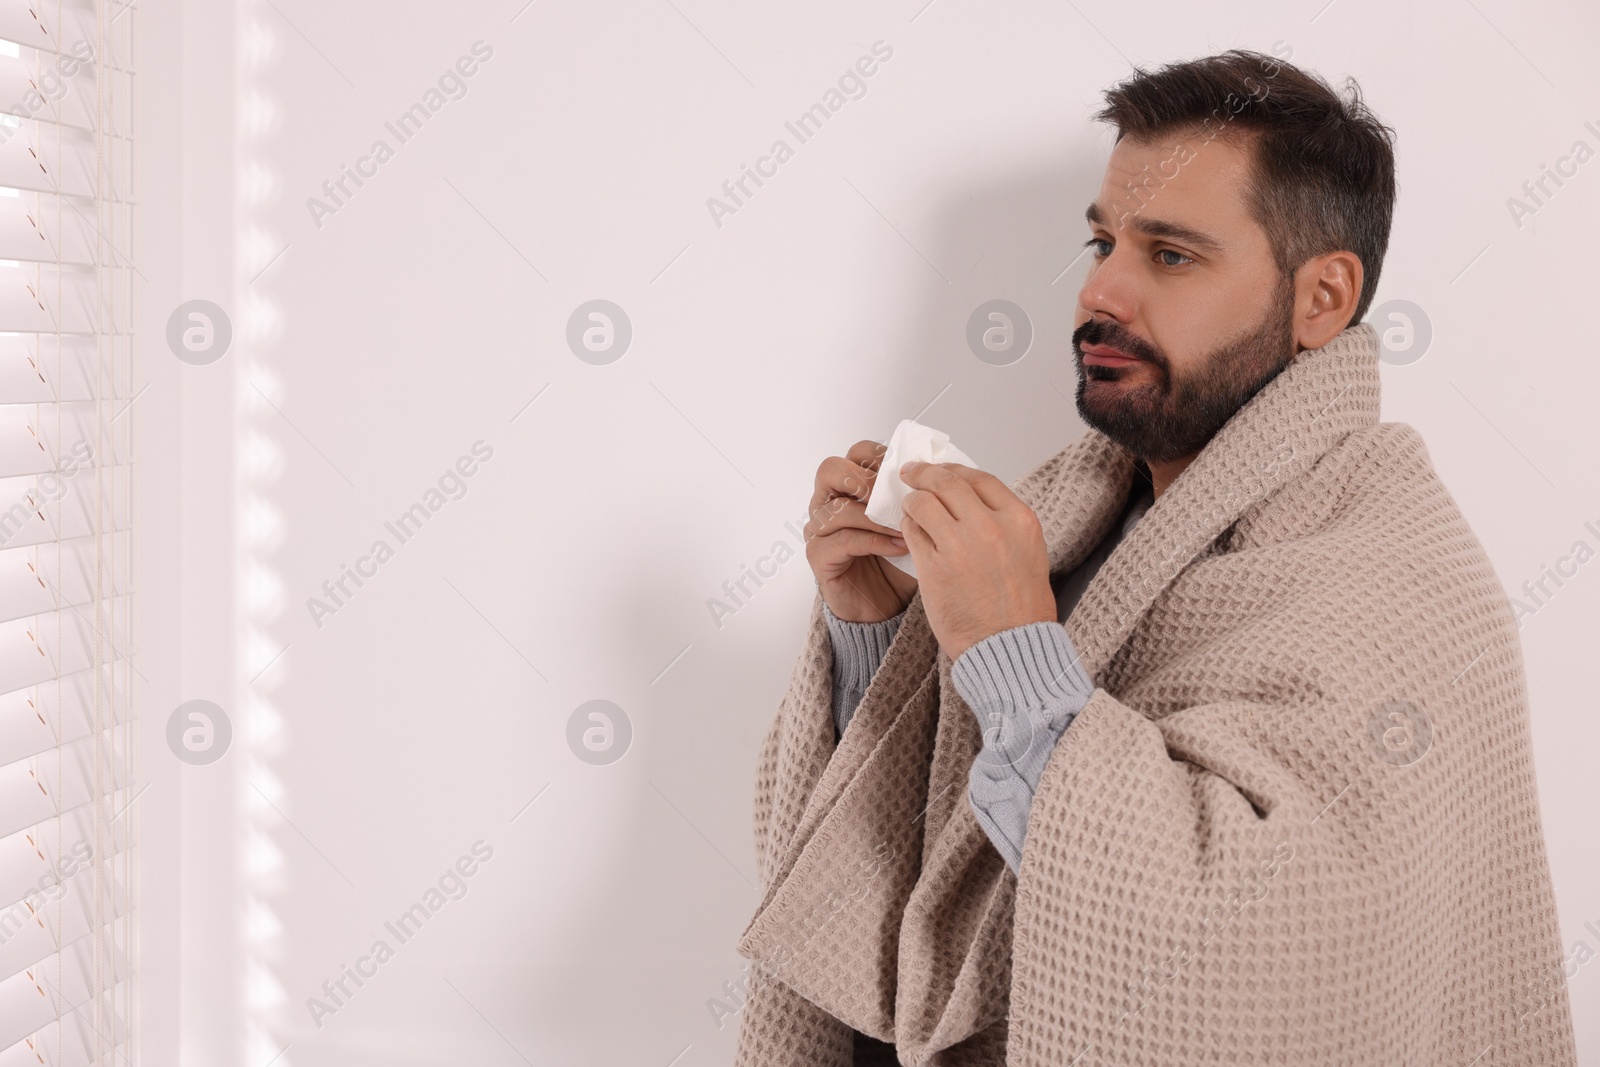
[822,600,904,692]
[950,621,1095,726]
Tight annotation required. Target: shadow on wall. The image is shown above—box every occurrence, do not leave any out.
[505,152,1109,1060]
[866,154,1106,480]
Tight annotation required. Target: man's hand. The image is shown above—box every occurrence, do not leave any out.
[898,460,1056,660]
[805,440,921,623]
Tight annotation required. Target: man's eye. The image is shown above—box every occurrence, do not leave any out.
[1157,248,1193,267]
[1085,237,1112,258]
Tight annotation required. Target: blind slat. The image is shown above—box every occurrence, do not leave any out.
[0,663,131,767]
[0,995,130,1067]
[0,937,130,1053]
[0,334,133,405]
[0,403,131,478]
[0,531,135,625]
[0,796,128,915]
[0,600,132,709]
[0,725,131,841]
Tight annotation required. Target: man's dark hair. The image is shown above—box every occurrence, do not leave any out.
[1094,49,1396,324]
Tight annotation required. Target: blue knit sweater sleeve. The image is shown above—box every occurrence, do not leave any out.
[821,600,904,742]
[823,600,1094,877]
[948,622,1095,875]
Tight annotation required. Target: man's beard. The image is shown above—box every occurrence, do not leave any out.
[1071,278,1298,465]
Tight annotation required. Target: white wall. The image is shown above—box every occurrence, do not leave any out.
[139,0,1600,1062]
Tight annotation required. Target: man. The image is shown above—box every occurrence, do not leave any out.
[734,50,1576,1066]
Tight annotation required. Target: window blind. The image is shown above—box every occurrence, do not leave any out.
[0,1,134,1064]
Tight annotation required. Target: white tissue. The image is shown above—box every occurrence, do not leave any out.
[864,418,979,578]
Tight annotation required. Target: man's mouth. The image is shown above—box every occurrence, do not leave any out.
[1079,342,1143,368]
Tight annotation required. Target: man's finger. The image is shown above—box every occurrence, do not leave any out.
[845,439,889,473]
[805,490,900,542]
[899,479,958,545]
[926,464,1023,513]
[900,461,989,524]
[809,526,909,569]
[810,455,880,517]
[900,511,937,558]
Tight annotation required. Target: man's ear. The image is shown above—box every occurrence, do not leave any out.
[1292,250,1363,350]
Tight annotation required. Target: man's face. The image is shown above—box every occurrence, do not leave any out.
[1073,130,1299,465]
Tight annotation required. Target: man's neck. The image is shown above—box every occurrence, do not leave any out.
[1146,455,1197,500]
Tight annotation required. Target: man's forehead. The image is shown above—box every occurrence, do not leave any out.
[1106,132,1255,195]
[1085,133,1257,252]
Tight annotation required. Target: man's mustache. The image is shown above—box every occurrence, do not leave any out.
[1072,319,1168,370]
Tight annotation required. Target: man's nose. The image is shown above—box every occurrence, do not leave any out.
[1077,245,1139,326]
